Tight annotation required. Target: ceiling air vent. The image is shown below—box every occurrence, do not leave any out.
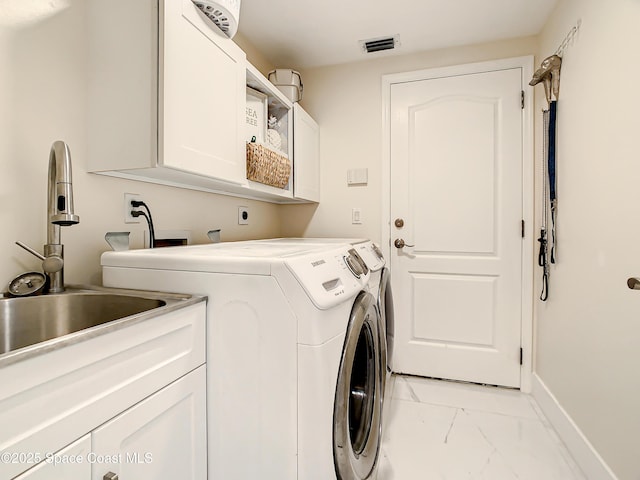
[360,35,400,54]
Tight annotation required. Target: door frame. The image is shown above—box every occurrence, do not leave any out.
[381,56,535,392]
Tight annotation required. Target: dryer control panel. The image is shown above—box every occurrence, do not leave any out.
[285,248,370,310]
[354,242,385,272]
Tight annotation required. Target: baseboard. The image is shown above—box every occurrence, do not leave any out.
[531,374,618,480]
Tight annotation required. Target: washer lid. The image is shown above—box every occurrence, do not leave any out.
[101,242,337,275]
[250,237,368,246]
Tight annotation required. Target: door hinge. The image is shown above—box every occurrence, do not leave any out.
[521,90,525,109]
[521,219,525,238]
[519,348,523,365]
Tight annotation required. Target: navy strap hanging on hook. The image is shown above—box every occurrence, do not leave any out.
[548,100,558,264]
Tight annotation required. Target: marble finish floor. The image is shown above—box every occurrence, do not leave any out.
[377,375,586,480]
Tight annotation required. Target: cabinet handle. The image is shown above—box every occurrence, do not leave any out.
[104,473,119,480]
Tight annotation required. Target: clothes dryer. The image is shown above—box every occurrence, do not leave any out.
[101,241,383,480]
[351,242,394,380]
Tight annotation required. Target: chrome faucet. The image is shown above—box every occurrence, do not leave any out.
[16,141,79,293]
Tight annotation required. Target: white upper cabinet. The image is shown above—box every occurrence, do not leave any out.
[293,104,320,202]
[162,0,246,183]
[244,65,321,203]
[87,0,247,187]
[245,63,294,200]
[87,0,320,204]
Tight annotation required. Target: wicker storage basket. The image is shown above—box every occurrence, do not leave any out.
[246,142,291,189]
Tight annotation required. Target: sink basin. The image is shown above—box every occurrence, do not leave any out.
[0,290,166,355]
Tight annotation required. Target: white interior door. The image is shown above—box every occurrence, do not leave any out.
[390,67,524,387]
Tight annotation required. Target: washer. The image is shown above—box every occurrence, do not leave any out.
[249,238,395,437]
[248,239,392,374]
[101,241,383,480]
[250,239,393,381]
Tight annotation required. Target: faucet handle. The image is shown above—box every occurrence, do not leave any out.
[15,241,45,261]
[42,255,63,274]
[16,241,63,274]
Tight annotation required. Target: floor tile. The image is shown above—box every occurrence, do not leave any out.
[393,375,539,420]
[378,375,586,480]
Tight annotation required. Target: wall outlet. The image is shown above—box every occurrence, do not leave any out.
[238,206,249,225]
[124,193,142,223]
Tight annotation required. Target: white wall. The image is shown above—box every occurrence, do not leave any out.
[0,2,281,287]
[280,36,538,242]
[286,13,640,477]
[534,0,640,478]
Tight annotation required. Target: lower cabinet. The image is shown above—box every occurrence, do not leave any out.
[13,367,206,480]
[14,436,92,480]
[91,366,207,480]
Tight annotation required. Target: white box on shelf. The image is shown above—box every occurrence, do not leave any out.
[246,86,267,143]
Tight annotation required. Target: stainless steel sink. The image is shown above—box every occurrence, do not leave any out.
[0,289,167,355]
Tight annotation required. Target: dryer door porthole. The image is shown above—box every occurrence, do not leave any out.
[333,291,382,480]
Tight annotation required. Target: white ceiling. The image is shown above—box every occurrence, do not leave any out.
[237,0,559,69]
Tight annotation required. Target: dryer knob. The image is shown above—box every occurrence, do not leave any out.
[344,253,364,278]
[372,244,384,260]
[349,248,369,275]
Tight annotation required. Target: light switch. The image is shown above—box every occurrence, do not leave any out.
[347,168,368,186]
[352,208,362,224]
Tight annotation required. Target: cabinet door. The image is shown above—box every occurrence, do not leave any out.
[14,435,91,480]
[293,104,320,202]
[162,0,247,185]
[91,366,207,480]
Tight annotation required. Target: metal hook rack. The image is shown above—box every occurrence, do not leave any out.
[529,19,581,100]
[555,19,582,58]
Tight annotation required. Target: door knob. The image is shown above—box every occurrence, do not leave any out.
[394,218,404,228]
[394,238,415,249]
